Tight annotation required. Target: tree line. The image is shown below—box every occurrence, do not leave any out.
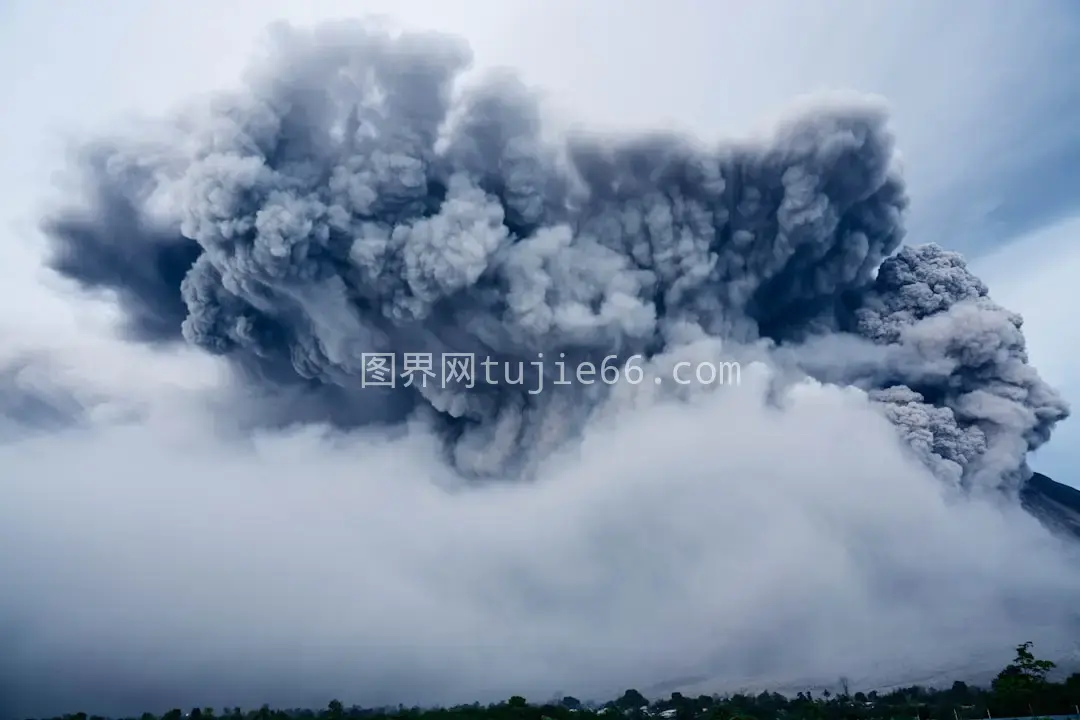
[28,642,1080,720]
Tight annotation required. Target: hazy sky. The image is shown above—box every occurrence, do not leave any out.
[2,2,1080,718]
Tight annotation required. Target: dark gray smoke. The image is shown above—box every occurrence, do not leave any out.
[42,20,1067,490]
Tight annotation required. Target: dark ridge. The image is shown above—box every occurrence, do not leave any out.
[1021,472,1080,541]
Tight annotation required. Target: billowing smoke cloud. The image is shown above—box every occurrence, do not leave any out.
[4,18,1079,720]
[42,20,1067,488]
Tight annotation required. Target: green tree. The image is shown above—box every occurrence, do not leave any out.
[616,690,648,711]
[992,641,1057,715]
[1065,672,1080,699]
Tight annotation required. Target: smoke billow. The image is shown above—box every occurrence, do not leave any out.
[3,18,1079,720]
[41,21,1067,490]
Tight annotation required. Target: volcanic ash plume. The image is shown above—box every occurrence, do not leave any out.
[42,20,1067,490]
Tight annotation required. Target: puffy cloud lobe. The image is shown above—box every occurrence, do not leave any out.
[41,20,1066,488]
[853,245,1069,491]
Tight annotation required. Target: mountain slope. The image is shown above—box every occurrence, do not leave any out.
[1021,473,1080,541]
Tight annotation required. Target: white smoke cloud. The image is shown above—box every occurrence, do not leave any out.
[1,334,1079,719]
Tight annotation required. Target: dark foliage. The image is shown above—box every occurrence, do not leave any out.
[24,643,1080,720]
